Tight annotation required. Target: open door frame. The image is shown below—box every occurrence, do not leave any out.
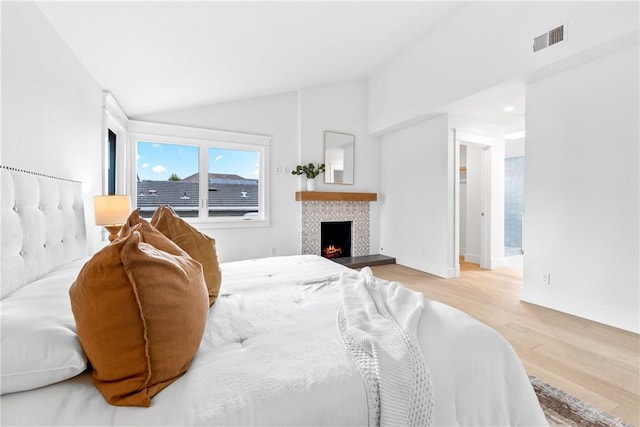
[453,129,495,274]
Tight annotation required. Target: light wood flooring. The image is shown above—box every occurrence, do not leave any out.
[369,259,640,425]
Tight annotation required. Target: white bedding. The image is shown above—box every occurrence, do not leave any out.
[339,267,434,426]
[1,255,546,426]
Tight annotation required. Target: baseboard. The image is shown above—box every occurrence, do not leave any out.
[462,255,522,270]
[397,258,450,279]
[464,253,481,264]
[520,286,639,334]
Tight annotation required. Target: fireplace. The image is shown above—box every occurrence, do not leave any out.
[299,199,371,258]
[321,221,352,259]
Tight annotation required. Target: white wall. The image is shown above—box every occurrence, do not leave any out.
[1,1,104,253]
[298,79,381,253]
[505,138,525,158]
[2,2,382,265]
[369,2,639,135]
[367,1,638,331]
[522,46,639,333]
[379,115,453,277]
[135,92,301,262]
[137,79,382,262]
[377,111,510,275]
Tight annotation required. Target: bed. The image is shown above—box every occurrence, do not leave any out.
[0,166,547,426]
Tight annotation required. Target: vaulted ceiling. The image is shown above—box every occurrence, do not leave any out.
[36,1,467,118]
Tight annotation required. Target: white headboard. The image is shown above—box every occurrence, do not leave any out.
[1,166,87,299]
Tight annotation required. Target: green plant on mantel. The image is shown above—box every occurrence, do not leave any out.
[291,163,325,179]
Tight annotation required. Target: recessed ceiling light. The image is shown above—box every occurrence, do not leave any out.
[504,105,515,112]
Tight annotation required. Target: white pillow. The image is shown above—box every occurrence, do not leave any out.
[1,260,87,394]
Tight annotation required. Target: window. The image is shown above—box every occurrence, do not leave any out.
[130,124,270,227]
[208,148,259,217]
[107,130,117,195]
[103,92,128,196]
[136,141,200,218]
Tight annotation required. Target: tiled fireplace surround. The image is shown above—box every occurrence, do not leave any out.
[300,201,370,257]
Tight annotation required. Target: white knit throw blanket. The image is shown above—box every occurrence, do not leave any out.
[337,267,434,427]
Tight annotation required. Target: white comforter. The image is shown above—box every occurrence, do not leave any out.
[1,255,546,426]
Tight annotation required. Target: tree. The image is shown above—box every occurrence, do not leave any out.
[168,173,181,181]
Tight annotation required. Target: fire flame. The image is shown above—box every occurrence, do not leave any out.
[323,245,342,258]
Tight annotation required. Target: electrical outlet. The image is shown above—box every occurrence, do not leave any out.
[540,273,551,285]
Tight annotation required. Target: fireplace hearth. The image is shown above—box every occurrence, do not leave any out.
[321,221,352,259]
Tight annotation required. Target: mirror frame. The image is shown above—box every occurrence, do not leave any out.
[324,131,355,185]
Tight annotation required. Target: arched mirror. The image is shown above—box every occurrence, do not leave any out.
[324,131,354,184]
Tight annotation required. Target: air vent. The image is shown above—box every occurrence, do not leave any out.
[533,24,565,52]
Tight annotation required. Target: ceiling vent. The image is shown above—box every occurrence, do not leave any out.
[533,24,565,52]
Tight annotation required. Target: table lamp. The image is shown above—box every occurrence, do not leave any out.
[94,195,131,241]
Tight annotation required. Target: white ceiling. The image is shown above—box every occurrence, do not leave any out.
[444,81,526,132]
[36,1,468,118]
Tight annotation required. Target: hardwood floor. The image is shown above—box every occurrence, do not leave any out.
[369,260,640,425]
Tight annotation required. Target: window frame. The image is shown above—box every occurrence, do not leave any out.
[107,129,117,195]
[102,93,128,196]
[127,120,271,229]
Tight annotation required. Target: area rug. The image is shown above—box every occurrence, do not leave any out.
[529,375,634,427]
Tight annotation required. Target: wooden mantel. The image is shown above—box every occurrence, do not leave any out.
[295,191,377,202]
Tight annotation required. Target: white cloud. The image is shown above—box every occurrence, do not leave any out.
[215,155,223,162]
[142,163,149,168]
[151,143,160,149]
[152,164,167,174]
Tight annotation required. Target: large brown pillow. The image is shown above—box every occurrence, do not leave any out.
[151,205,222,305]
[69,226,209,407]
[119,209,184,253]
[119,208,148,239]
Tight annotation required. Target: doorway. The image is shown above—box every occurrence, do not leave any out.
[503,135,526,268]
[446,84,526,278]
[454,131,494,272]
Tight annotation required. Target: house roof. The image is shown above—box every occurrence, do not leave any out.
[136,177,258,212]
[182,172,258,186]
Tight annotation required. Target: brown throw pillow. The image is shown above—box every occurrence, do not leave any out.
[118,208,147,239]
[69,226,209,407]
[151,205,222,305]
[119,209,185,254]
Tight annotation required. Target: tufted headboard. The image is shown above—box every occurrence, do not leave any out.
[1,166,87,299]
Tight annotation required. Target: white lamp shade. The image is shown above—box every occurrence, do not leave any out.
[94,195,131,226]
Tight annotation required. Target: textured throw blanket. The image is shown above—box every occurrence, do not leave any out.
[337,267,434,427]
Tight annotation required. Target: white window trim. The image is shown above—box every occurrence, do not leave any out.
[109,116,270,229]
[102,92,128,195]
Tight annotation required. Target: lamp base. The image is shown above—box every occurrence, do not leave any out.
[103,225,123,242]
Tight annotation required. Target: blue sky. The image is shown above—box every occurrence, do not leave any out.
[137,141,259,181]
